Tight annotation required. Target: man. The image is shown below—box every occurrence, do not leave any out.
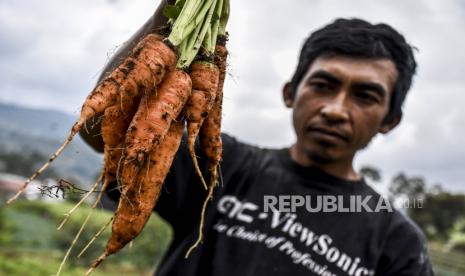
[82,3,434,276]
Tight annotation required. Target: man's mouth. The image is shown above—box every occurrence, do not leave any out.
[306,126,349,143]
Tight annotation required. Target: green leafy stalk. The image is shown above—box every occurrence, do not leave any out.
[208,0,223,53]
[178,35,189,60]
[168,0,202,45]
[177,0,217,68]
[165,0,229,68]
[218,0,229,36]
[168,0,216,46]
[182,13,203,62]
[187,1,213,49]
[202,26,212,53]
[163,0,186,23]
[182,0,216,39]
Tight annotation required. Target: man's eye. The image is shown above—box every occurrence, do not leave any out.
[310,82,330,91]
[355,92,379,104]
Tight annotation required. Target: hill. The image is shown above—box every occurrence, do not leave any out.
[0,102,102,186]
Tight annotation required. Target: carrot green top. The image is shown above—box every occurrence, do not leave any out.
[164,0,230,69]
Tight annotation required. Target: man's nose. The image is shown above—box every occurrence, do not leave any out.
[320,93,349,123]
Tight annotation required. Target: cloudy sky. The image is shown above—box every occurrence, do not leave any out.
[1,0,464,192]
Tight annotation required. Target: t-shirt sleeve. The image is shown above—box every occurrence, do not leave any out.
[376,211,434,276]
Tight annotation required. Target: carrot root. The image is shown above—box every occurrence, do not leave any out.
[186,44,228,256]
[6,127,79,205]
[185,166,218,258]
[57,207,96,276]
[56,170,112,275]
[78,216,114,259]
[92,119,185,267]
[57,172,104,230]
[189,144,208,190]
[86,252,109,276]
[186,62,220,189]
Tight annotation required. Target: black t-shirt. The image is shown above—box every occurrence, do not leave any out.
[111,133,434,276]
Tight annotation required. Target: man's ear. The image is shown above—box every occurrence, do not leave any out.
[379,114,402,134]
[282,82,294,108]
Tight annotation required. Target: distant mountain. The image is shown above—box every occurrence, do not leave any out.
[0,103,102,185]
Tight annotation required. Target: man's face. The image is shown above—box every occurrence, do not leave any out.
[284,55,399,165]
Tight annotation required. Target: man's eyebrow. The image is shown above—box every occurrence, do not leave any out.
[308,70,387,98]
[308,70,341,84]
[353,83,386,98]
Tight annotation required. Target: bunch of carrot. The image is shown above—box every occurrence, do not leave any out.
[7,0,230,274]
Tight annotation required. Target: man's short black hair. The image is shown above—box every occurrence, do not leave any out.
[289,18,417,124]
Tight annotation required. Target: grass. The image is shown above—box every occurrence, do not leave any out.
[0,248,153,276]
[429,242,465,276]
[0,199,172,275]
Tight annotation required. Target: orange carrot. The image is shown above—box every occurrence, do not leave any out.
[186,44,228,257]
[76,34,176,136]
[57,95,142,231]
[7,34,176,204]
[120,69,192,189]
[101,95,141,186]
[185,61,220,189]
[87,119,185,273]
[199,44,228,186]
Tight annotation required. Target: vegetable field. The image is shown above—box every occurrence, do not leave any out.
[0,200,172,275]
[429,242,465,276]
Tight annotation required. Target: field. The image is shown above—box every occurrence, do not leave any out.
[0,200,172,276]
[430,242,465,276]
